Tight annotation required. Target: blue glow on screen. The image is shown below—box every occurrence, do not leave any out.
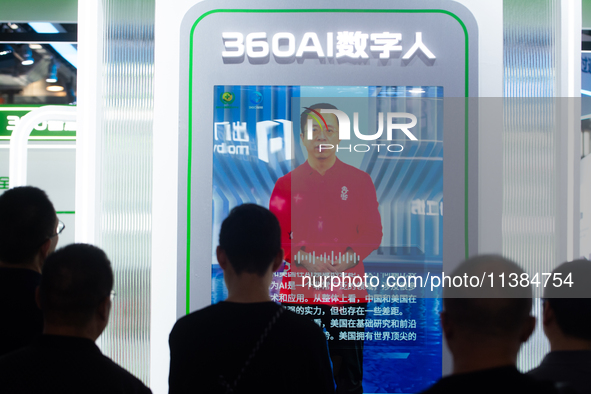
[210,86,443,393]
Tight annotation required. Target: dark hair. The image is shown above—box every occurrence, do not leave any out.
[0,186,56,264]
[300,103,339,134]
[444,255,532,337]
[219,204,281,276]
[40,244,114,326]
[544,259,591,340]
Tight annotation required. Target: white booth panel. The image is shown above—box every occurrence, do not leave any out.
[0,142,76,247]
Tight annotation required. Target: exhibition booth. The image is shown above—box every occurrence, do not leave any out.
[0,0,584,392]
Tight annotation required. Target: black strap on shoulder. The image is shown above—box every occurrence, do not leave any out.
[219,306,285,394]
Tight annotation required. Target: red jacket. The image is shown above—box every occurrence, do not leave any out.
[270,158,382,304]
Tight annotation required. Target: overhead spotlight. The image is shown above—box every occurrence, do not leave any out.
[21,46,34,66]
[0,45,12,57]
[9,23,18,30]
[46,60,59,83]
[46,84,64,92]
[29,44,43,50]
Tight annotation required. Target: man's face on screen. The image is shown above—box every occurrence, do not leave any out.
[300,113,340,161]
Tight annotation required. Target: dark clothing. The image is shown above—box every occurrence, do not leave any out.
[169,301,335,394]
[528,351,591,394]
[421,366,560,394]
[0,335,151,393]
[0,267,43,356]
[284,303,366,394]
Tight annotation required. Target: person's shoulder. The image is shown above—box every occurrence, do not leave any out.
[269,309,329,362]
[0,267,41,286]
[281,308,315,325]
[0,346,38,393]
[0,345,45,391]
[279,309,326,340]
[276,162,310,185]
[527,364,546,380]
[0,267,39,276]
[98,355,152,393]
[337,160,371,180]
[279,170,293,181]
[519,373,564,393]
[0,342,151,394]
[272,163,313,194]
[497,368,563,394]
[419,370,561,394]
[420,380,560,394]
[527,352,591,394]
[0,344,36,368]
[171,303,222,333]
[271,172,292,201]
[271,172,291,199]
[284,161,316,179]
[419,381,445,394]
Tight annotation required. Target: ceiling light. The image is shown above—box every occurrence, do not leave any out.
[21,47,34,65]
[46,85,64,92]
[0,44,14,58]
[408,88,425,94]
[29,44,43,49]
[9,23,18,30]
[46,60,59,83]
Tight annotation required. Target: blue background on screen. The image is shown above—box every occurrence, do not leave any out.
[210,85,443,393]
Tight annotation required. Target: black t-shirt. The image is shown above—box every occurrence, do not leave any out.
[169,301,335,394]
[421,366,561,394]
[528,351,591,394]
[0,335,152,394]
[0,267,43,357]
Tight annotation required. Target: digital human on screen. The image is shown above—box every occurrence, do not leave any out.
[270,103,383,394]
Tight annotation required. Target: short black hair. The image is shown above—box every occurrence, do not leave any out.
[219,204,281,276]
[40,244,114,326]
[544,259,591,340]
[444,255,532,338]
[0,186,56,264]
[300,103,338,135]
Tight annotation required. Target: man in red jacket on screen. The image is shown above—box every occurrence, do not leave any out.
[270,103,382,394]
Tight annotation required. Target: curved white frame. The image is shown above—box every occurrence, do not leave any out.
[8,105,77,188]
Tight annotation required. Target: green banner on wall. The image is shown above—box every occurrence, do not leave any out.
[0,105,76,140]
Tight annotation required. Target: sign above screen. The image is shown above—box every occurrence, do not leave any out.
[221,31,436,63]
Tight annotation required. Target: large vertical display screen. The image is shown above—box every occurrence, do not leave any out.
[211,85,443,392]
